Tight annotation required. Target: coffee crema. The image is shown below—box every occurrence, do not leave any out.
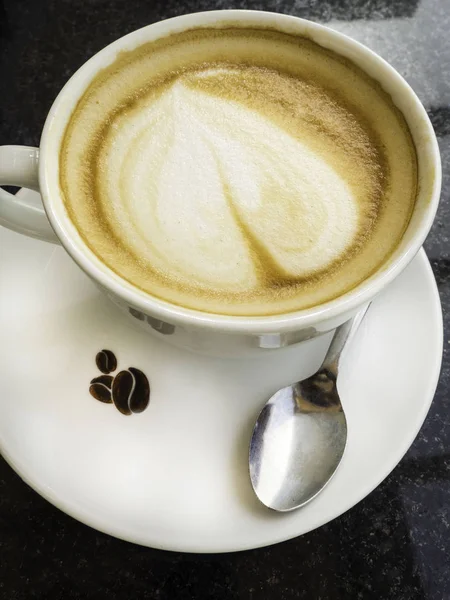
[60,27,417,316]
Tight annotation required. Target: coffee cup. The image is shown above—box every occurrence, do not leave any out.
[0,10,441,356]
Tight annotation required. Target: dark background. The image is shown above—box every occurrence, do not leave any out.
[1,0,449,598]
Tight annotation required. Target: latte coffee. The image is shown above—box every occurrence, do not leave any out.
[60,27,417,316]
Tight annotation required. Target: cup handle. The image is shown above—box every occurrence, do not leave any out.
[0,145,59,243]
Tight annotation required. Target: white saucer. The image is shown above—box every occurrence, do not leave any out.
[0,192,443,553]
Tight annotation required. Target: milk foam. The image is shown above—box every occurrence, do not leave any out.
[98,75,358,291]
[60,28,417,315]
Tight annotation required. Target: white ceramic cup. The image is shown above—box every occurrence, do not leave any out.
[0,10,441,356]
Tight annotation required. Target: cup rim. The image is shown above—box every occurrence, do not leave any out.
[39,9,442,334]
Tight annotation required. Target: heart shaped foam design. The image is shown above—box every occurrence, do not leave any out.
[97,77,358,292]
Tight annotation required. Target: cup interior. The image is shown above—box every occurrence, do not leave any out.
[39,10,441,334]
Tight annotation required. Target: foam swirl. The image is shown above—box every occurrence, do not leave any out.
[97,74,358,292]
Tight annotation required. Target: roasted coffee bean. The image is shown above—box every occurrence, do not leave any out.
[111,370,133,415]
[95,349,117,374]
[128,367,150,413]
[89,375,113,403]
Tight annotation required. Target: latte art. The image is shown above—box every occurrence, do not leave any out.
[99,74,358,289]
[60,28,417,315]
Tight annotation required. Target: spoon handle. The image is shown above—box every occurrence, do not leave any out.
[321,304,371,376]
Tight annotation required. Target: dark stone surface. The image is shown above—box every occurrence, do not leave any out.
[0,0,449,598]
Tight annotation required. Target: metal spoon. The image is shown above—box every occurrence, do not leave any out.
[249,305,370,512]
